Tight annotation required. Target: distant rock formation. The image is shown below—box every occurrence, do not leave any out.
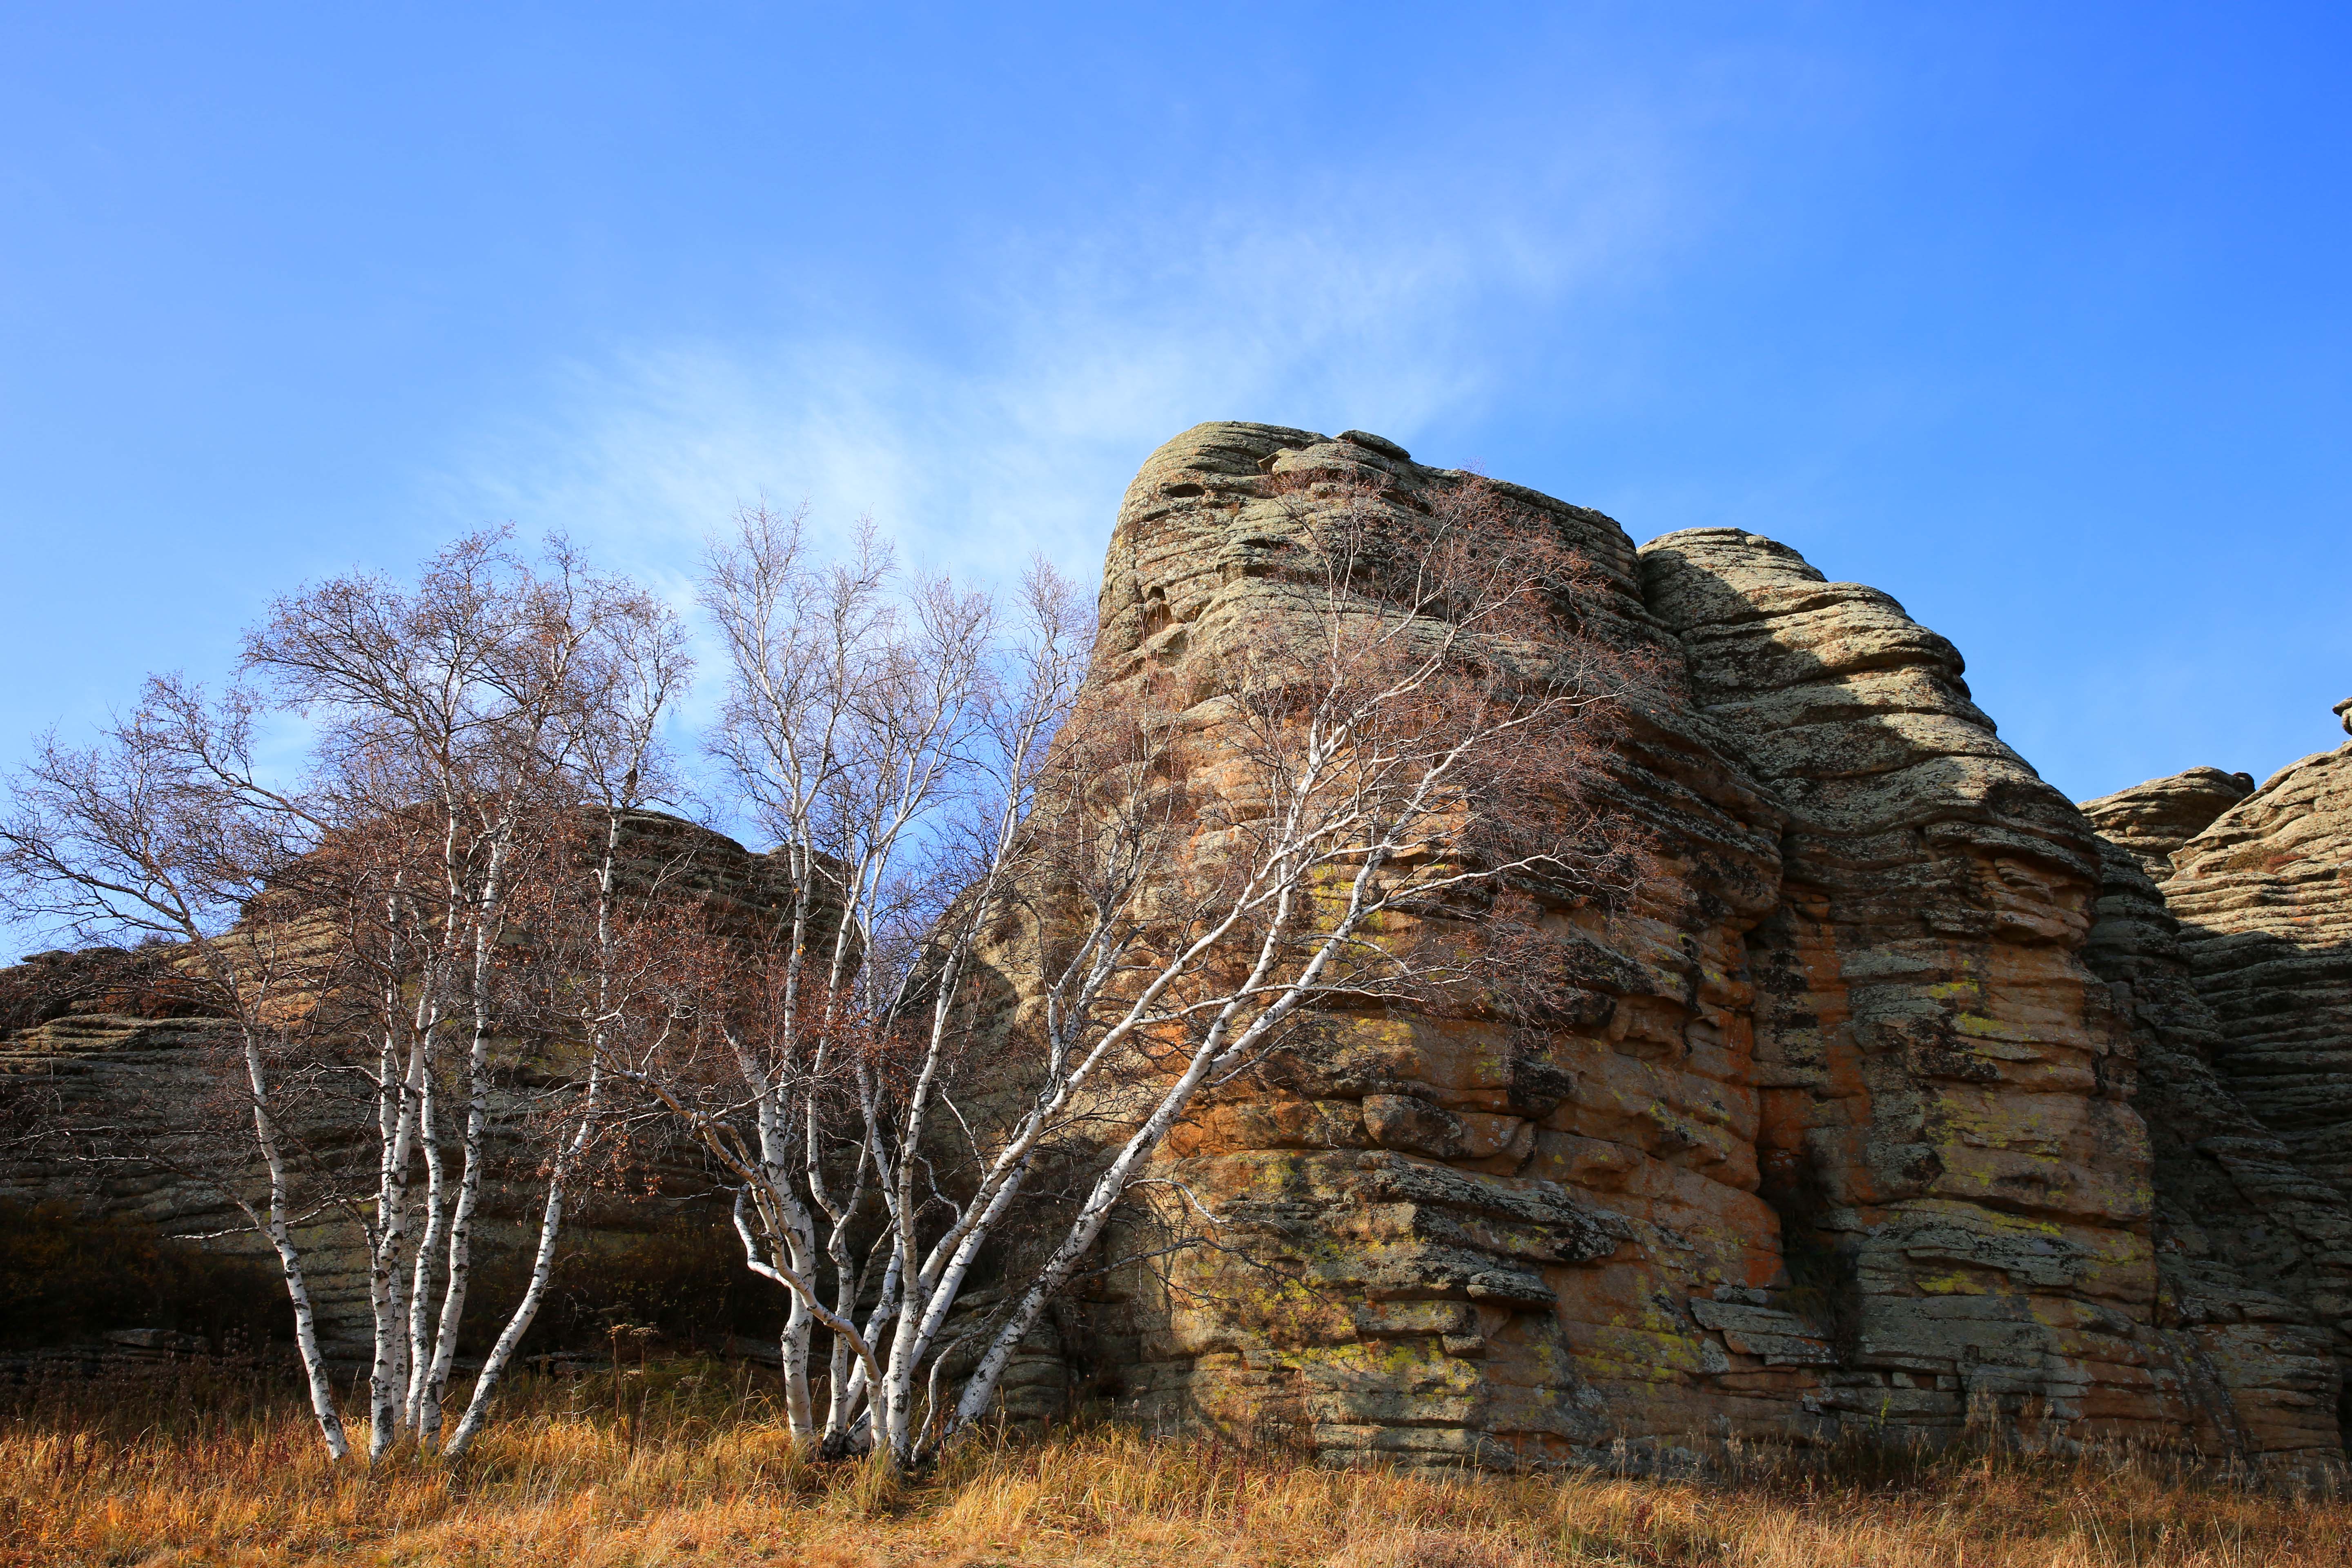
[0,811,785,1356]
[2080,768,2256,883]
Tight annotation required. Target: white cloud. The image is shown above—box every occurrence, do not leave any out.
[423,162,1669,843]
[433,112,1687,600]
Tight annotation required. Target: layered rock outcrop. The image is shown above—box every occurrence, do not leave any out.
[1640,529,2185,1451]
[1054,423,2352,1474]
[2076,821,2350,1466]
[7,419,2348,1474]
[0,811,788,1354]
[1070,424,1808,1467]
[2081,768,2256,883]
[2164,746,2352,1212]
[2080,744,2352,1459]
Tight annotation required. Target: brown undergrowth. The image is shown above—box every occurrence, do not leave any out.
[0,1361,2341,1567]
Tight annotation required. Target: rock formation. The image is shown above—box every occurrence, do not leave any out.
[1052,423,2352,1475]
[2163,746,2352,1213]
[2081,741,2352,1460]
[0,811,788,1356]
[4,420,2347,1474]
[1069,424,1798,1467]
[2081,768,2257,883]
[1642,528,2184,1453]
[2076,817,2349,1465]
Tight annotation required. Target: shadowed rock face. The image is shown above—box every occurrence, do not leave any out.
[2165,748,2352,1205]
[1637,528,2192,1452]
[2113,747,2352,1450]
[1067,425,2352,1473]
[2076,822,2351,1466]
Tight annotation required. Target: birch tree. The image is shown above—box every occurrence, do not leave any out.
[246,530,689,1454]
[4,529,695,1462]
[634,505,1015,1451]
[435,584,692,1459]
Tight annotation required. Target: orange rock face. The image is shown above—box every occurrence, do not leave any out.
[1069,423,2349,1474]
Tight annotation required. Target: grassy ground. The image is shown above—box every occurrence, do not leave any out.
[0,1360,2342,1566]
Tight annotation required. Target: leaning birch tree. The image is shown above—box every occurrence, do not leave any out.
[911,472,1647,1457]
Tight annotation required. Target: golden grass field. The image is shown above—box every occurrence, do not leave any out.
[0,1361,2343,1567]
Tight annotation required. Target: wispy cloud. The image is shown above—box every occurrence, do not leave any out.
[434,112,1690,596]
[422,143,1688,844]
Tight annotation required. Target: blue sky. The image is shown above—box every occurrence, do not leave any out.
[3,2,2348,919]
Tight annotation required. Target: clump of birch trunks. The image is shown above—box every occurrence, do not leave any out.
[0,1361,2340,1567]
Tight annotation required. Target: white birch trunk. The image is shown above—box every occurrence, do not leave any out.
[404,1037,445,1429]
[367,997,424,1459]
[771,1165,821,1440]
[440,1062,598,1460]
[237,1021,350,1459]
[419,833,506,1447]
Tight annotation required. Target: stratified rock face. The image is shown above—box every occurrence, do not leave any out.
[1636,528,2196,1451]
[0,811,785,1352]
[2076,822,2350,1466]
[1084,424,1813,1467]
[1073,426,2346,1470]
[2081,768,2256,883]
[2143,744,2352,1446]
[2081,745,2352,1439]
[2165,747,2352,1203]
[10,417,2348,1471]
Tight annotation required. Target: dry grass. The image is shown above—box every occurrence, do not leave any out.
[0,1361,2342,1567]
